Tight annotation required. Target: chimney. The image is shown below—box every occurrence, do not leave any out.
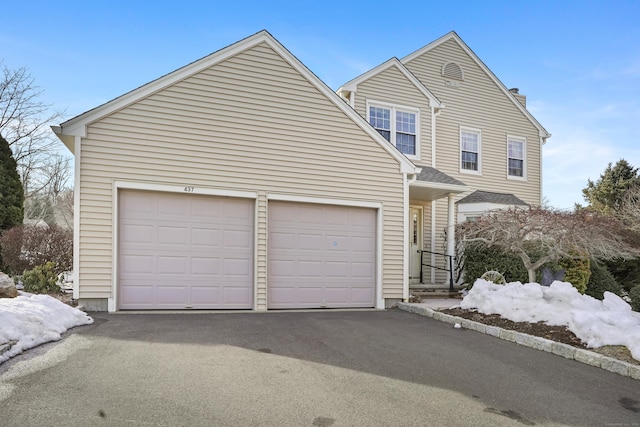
[509,88,526,108]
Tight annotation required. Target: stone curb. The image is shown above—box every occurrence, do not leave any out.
[398,302,640,381]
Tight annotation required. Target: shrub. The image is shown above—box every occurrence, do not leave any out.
[0,224,72,275]
[461,242,528,285]
[606,257,640,292]
[585,261,623,300]
[462,240,591,293]
[629,286,640,312]
[558,256,591,294]
[22,262,60,294]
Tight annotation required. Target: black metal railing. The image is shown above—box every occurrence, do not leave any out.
[417,250,455,292]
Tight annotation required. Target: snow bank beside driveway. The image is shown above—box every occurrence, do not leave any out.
[0,293,93,363]
[461,279,640,360]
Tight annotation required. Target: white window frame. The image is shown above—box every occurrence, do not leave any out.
[366,100,420,160]
[459,126,482,175]
[507,135,527,180]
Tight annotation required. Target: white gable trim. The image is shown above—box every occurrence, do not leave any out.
[54,30,418,175]
[338,58,442,109]
[401,32,551,139]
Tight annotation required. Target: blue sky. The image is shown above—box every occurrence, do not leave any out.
[2,0,639,209]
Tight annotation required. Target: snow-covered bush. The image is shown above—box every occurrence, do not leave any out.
[480,270,506,284]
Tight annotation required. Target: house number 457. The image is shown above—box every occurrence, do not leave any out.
[184,186,195,192]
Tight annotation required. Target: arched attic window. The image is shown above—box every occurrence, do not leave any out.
[441,62,464,80]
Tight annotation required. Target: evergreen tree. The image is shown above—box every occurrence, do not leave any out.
[582,159,640,216]
[0,134,24,230]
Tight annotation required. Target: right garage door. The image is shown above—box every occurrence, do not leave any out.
[268,201,376,309]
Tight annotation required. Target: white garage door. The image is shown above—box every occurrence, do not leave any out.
[118,190,254,310]
[268,201,376,309]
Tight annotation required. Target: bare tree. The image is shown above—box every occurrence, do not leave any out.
[620,185,640,234]
[54,189,74,229]
[0,62,72,221]
[456,206,640,283]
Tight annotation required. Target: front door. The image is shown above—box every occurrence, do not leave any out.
[409,207,423,284]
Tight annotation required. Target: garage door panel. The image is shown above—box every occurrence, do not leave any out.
[191,228,221,248]
[119,190,254,310]
[299,233,323,249]
[325,261,349,277]
[120,254,154,274]
[223,229,252,248]
[352,262,375,277]
[223,258,252,276]
[297,287,324,304]
[190,286,220,305]
[157,256,188,275]
[268,202,376,309]
[156,286,188,305]
[157,196,189,216]
[191,257,220,276]
[157,226,188,245]
[121,224,154,245]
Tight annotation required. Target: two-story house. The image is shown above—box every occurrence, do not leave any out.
[53,30,549,312]
[337,31,550,287]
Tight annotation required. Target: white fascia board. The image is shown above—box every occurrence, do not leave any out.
[401,32,551,139]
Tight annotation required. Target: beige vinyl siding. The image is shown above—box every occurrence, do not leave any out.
[352,66,432,164]
[77,42,405,306]
[404,38,542,206]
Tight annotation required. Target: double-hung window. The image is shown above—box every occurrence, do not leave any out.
[368,103,419,158]
[507,136,526,179]
[460,127,481,173]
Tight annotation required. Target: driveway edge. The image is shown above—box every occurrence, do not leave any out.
[397,302,640,381]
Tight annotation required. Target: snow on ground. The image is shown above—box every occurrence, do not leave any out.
[461,279,640,360]
[0,293,93,363]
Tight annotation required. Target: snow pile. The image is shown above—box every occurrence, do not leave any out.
[0,293,93,363]
[461,279,640,361]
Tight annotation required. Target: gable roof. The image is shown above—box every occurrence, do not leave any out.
[52,30,418,174]
[337,58,442,108]
[401,31,551,139]
[456,190,528,206]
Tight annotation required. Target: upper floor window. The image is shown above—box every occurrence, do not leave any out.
[368,102,419,158]
[460,127,481,174]
[507,136,526,179]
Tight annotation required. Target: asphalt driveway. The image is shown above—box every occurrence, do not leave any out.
[0,309,638,426]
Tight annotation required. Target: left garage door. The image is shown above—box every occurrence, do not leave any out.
[118,190,254,310]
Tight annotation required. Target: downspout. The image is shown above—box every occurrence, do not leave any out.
[403,173,418,302]
[72,135,81,301]
[430,106,442,281]
[446,193,456,290]
[539,135,546,205]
